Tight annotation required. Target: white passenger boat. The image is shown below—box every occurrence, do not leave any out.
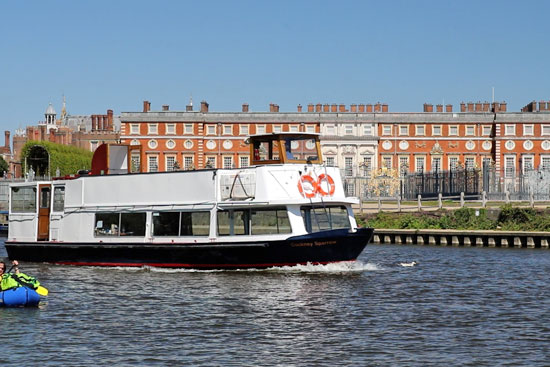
[5,133,373,269]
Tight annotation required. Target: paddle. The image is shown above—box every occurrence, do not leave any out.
[6,264,49,296]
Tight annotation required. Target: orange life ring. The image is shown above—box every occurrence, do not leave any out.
[298,175,317,198]
[316,174,335,196]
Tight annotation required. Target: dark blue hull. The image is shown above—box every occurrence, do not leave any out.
[0,287,40,307]
[5,228,373,270]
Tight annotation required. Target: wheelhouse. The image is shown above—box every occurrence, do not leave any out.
[248,133,322,165]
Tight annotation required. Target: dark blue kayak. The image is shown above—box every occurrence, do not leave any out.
[0,287,40,307]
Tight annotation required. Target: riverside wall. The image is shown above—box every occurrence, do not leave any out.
[372,229,549,249]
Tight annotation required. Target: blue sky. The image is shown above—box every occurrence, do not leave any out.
[1,0,549,132]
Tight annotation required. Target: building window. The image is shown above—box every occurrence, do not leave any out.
[523,125,534,136]
[449,157,458,171]
[415,125,425,136]
[289,125,299,132]
[130,152,141,173]
[207,125,216,135]
[362,156,372,176]
[465,157,475,170]
[148,123,158,135]
[432,125,442,136]
[205,156,216,169]
[222,125,232,135]
[90,140,99,152]
[325,156,335,167]
[148,156,158,172]
[344,125,353,135]
[344,157,353,177]
[184,156,194,170]
[184,124,194,134]
[523,156,534,173]
[543,125,550,136]
[326,125,335,135]
[306,125,316,133]
[482,157,492,169]
[449,125,458,136]
[432,157,442,171]
[256,125,266,134]
[382,125,392,136]
[272,125,282,133]
[130,124,140,135]
[415,156,425,172]
[363,124,372,136]
[399,156,409,175]
[505,125,516,136]
[166,124,176,135]
[223,156,233,169]
[382,156,392,169]
[505,156,515,178]
[166,156,176,172]
[240,125,249,135]
[541,156,550,170]
[239,156,249,168]
[466,126,475,136]
[399,125,408,136]
[482,126,492,136]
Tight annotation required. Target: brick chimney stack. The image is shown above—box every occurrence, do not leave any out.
[436,104,443,112]
[242,103,249,112]
[200,101,209,113]
[162,105,169,111]
[297,104,302,112]
[4,131,10,149]
[307,104,314,112]
[382,104,388,112]
[107,109,113,131]
[143,101,151,113]
[423,103,434,112]
[446,104,453,112]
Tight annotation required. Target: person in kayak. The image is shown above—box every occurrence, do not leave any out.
[0,260,40,291]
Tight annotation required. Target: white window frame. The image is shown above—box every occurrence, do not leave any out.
[449,156,459,171]
[272,125,282,133]
[306,125,316,133]
[482,125,492,136]
[239,124,249,136]
[239,156,249,168]
[130,124,140,135]
[363,124,372,136]
[166,123,176,135]
[541,155,550,170]
[205,156,216,169]
[344,124,354,135]
[289,125,299,133]
[184,124,194,135]
[325,156,335,167]
[415,156,425,172]
[382,156,392,169]
[183,156,194,170]
[398,156,409,175]
[344,157,354,177]
[399,125,408,136]
[165,155,177,172]
[449,125,458,136]
[382,125,392,136]
[147,155,159,173]
[326,125,335,135]
[505,124,516,136]
[465,125,475,136]
[432,125,442,136]
[223,125,232,135]
[223,156,233,169]
[207,125,216,135]
[465,156,475,170]
[504,155,515,178]
[522,155,534,173]
[415,125,425,136]
[432,157,442,171]
[148,123,158,135]
[523,125,534,136]
[543,125,550,136]
[256,125,266,134]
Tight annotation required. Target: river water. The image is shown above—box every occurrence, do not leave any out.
[1,240,549,366]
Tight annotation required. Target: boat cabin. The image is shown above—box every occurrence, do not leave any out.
[249,133,322,166]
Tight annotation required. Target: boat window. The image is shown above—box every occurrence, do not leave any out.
[95,212,146,237]
[218,207,290,236]
[300,205,350,233]
[250,208,291,235]
[10,186,37,213]
[280,138,319,162]
[53,186,65,212]
[153,211,211,237]
[40,187,51,209]
[252,140,280,162]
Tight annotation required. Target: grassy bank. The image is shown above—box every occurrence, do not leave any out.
[357,205,550,232]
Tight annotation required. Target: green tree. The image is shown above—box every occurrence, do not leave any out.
[20,141,93,177]
[0,156,8,176]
